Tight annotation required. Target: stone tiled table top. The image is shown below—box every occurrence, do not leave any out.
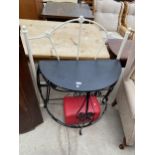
[20,19,110,59]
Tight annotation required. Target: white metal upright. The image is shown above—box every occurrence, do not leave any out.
[117,30,130,60]
[21,25,37,82]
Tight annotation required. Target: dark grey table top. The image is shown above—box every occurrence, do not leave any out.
[41,2,94,20]
[39,60,121,92]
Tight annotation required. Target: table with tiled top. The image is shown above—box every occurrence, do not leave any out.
[20,19,110,60]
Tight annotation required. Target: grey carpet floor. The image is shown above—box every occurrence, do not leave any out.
[19,99,134,155]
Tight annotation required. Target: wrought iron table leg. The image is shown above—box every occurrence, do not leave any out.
[85,92,90,115]
[44,84,51,108]
[37,67,51,108]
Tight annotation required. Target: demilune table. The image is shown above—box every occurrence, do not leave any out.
[37,59,122,132]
